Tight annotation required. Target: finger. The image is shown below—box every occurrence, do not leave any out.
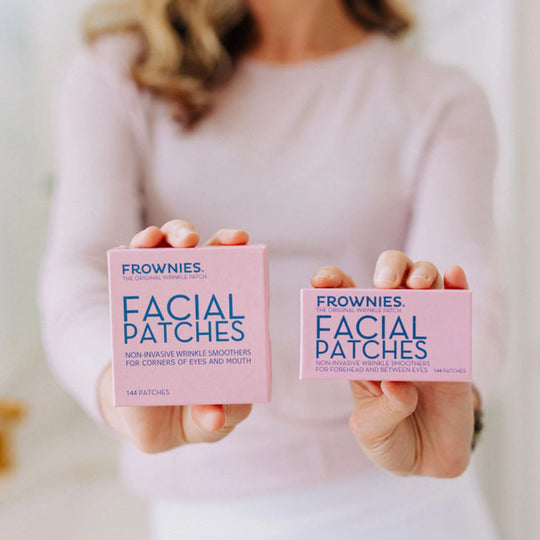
[349,380,418,447]
[183,403,252,443]
[311,266,356,288]
[406,261,443,290]
[221,403,252,429]
[160,219,200,248]
[129,226,166,248]
[349,380,384,404]
[190,404,226,432]
[120,405,182,454]
[204,228,249,246]
[373,250,413,289]
[443,265,469,290]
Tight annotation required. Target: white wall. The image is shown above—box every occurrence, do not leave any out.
[414,1,539,538]
[0,1,147,538]
[514,0,540,536]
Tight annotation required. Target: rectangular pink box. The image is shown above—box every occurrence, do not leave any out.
[300,288,472,382]
[107,245,271,406]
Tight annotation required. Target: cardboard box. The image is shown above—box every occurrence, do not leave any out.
[300,288,472,382]
[107,245,271,406]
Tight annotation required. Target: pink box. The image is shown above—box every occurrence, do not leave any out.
[107,245,271,406]
[300,288,472,382]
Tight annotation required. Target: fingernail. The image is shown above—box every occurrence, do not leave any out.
[316,268,335,280]
[176,227,195,241]
[409,269,430,282]
[375,267,396,283]
[129,229,147,247]
[222,229,238,241]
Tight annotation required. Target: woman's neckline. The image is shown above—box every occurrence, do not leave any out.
[240,32,385,73]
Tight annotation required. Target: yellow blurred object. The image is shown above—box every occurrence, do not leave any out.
[0,399,26,474]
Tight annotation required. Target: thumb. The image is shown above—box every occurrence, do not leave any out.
[349,381,418,449]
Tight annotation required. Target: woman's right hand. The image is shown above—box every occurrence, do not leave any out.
[97,220,253,453]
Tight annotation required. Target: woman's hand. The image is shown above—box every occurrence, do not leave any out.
[311,250,475,478]
[98,220,252,453]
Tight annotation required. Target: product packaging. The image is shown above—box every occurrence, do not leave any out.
[107,245,271,406]
[300,288,472,381]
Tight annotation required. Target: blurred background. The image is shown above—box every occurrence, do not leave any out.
[0,1,538,538]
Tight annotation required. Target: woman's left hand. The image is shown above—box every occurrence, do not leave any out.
[311,250,475,478]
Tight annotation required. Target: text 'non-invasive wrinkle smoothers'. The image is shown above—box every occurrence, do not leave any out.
[107,245,271,406]
[300,288,472,382]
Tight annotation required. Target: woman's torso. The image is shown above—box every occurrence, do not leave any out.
[85,32,476,497]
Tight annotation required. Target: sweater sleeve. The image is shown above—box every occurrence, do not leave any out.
[38,42,145,429]
[404,73,505,403]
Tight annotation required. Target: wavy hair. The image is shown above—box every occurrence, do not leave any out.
[84,0,412,127]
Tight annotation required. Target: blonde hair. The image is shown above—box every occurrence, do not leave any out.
[84,0,411,127]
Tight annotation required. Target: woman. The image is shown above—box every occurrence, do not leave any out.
[39,0,504,537]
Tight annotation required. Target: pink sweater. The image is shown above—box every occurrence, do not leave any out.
[39,32,504,498]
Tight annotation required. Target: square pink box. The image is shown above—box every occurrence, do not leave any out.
[107,245,271,406]
[300,288,472,382]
